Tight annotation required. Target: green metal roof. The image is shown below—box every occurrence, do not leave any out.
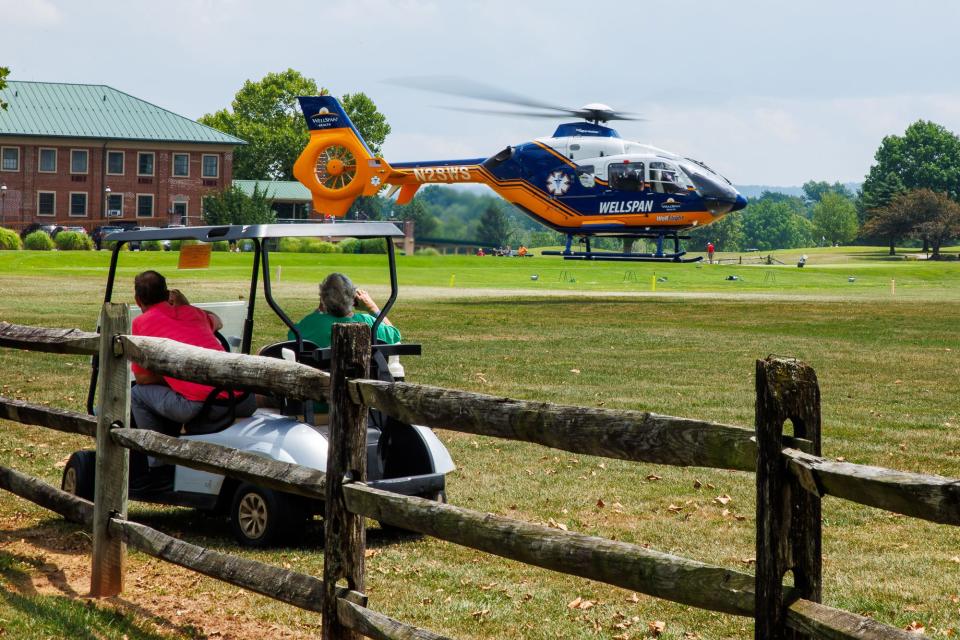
[233,180,312,201]
[0,81,245,145]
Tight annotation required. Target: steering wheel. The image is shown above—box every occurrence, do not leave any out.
[214,331,232,353]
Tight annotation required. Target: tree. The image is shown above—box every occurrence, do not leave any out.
[688,211,745,252]
[476,204,511,247]
[394,196,438,238]
[202,184,276,226]
[862,120,960,203]
[812,192,858,245]
[199,69,390,180]
[803,180,853,203]
[865,189,960,259]
[741,199,815,250]
[0,67,9,110]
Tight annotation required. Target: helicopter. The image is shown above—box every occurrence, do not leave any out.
[292,87,747,262]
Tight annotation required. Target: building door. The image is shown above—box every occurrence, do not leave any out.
[173,201,188,225]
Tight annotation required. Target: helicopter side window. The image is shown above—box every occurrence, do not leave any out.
[649,161,690,194]
[608,162,646,192]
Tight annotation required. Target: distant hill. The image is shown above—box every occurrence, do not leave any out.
[736,183,862,200]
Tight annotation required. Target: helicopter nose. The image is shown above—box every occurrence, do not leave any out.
[732,194,747,212]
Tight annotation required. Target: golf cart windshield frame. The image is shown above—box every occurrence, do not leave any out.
[88,222,404,414]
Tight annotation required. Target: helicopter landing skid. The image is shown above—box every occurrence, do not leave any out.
[542,250,703,263]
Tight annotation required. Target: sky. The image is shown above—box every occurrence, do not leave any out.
[3,0,960,186]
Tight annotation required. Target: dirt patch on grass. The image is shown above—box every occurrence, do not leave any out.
[0,516,317,639]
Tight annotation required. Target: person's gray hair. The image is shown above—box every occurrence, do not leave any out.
[320,273,356,317]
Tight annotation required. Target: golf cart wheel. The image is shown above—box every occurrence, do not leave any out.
[230,483,302,547]
[61,451,95,502]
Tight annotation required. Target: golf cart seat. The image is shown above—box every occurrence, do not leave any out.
[257,340,320,417]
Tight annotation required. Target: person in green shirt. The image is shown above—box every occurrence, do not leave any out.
[289,272,401,348]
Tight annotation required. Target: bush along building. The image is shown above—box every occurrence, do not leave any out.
[0,81,244,231]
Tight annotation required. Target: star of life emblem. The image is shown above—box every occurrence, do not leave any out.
[370,176,382,186]
[546,171,570,195]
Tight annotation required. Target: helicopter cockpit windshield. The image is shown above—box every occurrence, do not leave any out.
[649,161,693,194]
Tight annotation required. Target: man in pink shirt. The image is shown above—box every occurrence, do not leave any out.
[130,271,256,443]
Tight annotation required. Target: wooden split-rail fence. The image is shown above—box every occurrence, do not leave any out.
[0,303,955,639]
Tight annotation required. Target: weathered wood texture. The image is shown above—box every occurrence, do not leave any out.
[91,303,129,598]
[111,428,325,500]
[0,321,100,355]
[324,324,371,640]
[786,599,917,639]
[785,448,960,525]
[755,357,822,640]
[350,380,771,471]
[109,518,325,613]
[0,464,93,526]
[343,483,760,617]
[119,335,329,400]
[0,395,97,437]
[337,598,455,640]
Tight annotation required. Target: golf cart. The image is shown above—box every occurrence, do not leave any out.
[61,223,455,546]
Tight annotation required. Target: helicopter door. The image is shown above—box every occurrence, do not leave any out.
[649,161,691,195]
[607,162,646,192]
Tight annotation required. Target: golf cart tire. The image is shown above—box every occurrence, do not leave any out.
[229,482,306,548]
[379,489,446,535]
[62,451,96,502]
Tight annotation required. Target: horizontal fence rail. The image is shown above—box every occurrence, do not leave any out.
[343,482,760,616]
[0,395,97,437]
[119,335,331,400]
[109,518,326,613]
[112,428,326,500]
[0,322,100,355]
[351,379,782,471]
[337,596,454,640]
[0,464,93,526]
[786,599,917,640]
[785,448,960,526]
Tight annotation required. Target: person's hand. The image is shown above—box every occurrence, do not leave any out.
[168,289,189,306]
[354,289,379,314]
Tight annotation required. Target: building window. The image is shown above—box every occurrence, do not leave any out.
[173,201,188,225]
[201,154,219,178]
[107,151,124,175]
[71,149,89,174]
[1,147,20,172]
[38,148,57,173]
[70,192,88,217]
[172,153,190,177]
[138,152,155,176]
[37,191,56,216]
[106,193,123,217]
[136,194,154,218]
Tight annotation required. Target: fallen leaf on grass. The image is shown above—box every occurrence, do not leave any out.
[626,592,639,603]
[693,479,702,489]
[645,474,661,481]
[567,597,595,610]
[667,504,683,513]
[547,518,568,531]
[596,498,605,508]
[471,609,489,620]
[569,368,581,374]
[714,494,732,506]
[904,621,925,633]
[648,620,666,635]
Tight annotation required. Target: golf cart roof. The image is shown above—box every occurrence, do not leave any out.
[107,222,403,243]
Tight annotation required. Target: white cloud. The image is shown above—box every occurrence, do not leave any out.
[0,0,61,26]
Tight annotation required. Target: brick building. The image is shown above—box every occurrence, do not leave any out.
[0,81,244,231]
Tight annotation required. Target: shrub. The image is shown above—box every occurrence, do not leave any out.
[338,237,360,254]
[302,239,339,253]
[24,231,55,251]
[140,240,163,251]
[359,238,387,254]
[278,237,306,252]
[415,247,440,256]
[0,228,22,250]
[167,239,196,251]
[102,240,129,251]
[54,231,94,251]
[212,241,230,252]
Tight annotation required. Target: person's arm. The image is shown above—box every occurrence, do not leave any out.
[354,289,393,326]
[133,369,166,385]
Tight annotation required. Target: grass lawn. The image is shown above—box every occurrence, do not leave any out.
[0,247,956,639]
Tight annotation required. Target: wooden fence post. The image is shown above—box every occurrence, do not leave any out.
[90,302,130,597]
[755,356,822,639]
[323,323,371,640]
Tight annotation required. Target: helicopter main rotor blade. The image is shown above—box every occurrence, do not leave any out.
[386,75,574,114]
[440,105,580,119]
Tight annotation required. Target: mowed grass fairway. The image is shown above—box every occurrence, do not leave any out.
[0,247,957,639]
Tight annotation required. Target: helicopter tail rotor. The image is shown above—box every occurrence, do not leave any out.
[294,96,391,217]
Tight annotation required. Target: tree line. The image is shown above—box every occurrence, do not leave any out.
[198,69,960,257]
